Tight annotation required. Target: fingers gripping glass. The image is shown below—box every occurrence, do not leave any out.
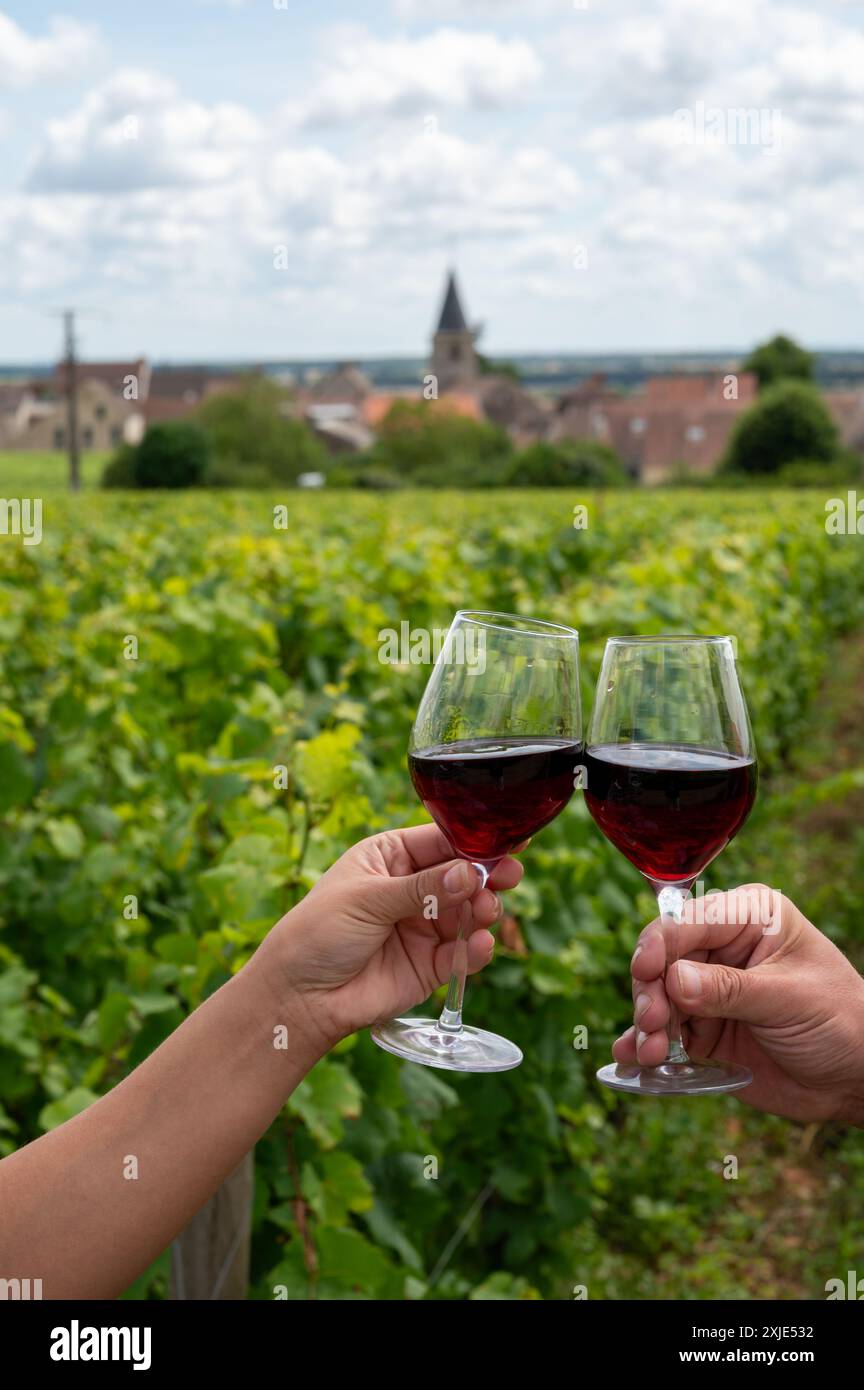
[584,636,757,1096]
[371,610,582,1073]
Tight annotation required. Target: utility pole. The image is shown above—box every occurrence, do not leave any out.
[63,309,81,492]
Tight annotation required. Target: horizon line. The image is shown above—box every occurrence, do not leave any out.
[3,345,864,372]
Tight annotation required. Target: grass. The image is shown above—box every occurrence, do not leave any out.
[0,451,108,493]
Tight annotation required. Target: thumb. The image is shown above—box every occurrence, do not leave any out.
[380,858,481,922]
[669,958,778,1025]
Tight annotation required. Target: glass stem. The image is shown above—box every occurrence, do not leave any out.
[438,862,489,1033]
[656,883,692,1065]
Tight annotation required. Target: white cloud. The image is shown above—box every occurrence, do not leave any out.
[27,70,263,192]
[3,81,578,308]
[393,0,566,15]
[6,0,864,354]
[356,131,578,240]
[0,11,101,88]
[555,0,864,129]
[292,28,542,127]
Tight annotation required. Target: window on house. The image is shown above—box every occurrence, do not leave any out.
[110,426,122,445]
[449,344,461,361]
[686,425,706,443]
[630,417,646,434]
[53,428,65,448]
[82,427,94,448]
[95,404,107,420]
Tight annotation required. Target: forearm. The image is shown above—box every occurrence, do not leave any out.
[0,946,328,1299]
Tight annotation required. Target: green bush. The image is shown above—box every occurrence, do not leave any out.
[205,457,276,489]
[100,444,138,489]
[774,456,863,488]
[508,439,628,487]
[369,400,513,486]
[328,463,403,490]
[133,422,212,489]
[197,376,327,485]
[722,381,839,476]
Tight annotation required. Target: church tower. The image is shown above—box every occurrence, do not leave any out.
[429,269,479,393]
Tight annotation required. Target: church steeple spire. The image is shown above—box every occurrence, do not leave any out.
[436,270,469,334]
[429,268,478,393]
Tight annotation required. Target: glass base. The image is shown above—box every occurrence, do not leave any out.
[371,1016,523,1073]
[596,1058,752,1097]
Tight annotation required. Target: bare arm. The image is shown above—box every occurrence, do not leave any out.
[0,954,326,1299]
[0,827,520,1298]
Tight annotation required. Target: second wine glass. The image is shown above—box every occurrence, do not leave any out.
[371,609,582,1073]
[583,635,758,1096]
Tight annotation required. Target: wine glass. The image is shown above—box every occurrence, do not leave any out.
[371,609,582,1073]
[584,635,757,1096]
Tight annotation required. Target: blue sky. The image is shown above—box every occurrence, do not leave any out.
[2,1,864,363]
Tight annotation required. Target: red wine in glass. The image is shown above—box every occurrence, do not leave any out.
[585,635,757,1097]
[371,609,582,1074]
[409,737,582,864]
[582,743,757,884]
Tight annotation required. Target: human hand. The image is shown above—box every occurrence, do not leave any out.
[612,886,864,1125]
[257,824,523,1050]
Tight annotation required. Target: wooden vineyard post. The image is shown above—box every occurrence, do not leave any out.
[171,1151,254,1300]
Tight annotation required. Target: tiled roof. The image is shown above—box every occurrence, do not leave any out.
[55,359,150,398]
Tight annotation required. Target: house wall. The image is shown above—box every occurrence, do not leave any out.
[14,382,141,451]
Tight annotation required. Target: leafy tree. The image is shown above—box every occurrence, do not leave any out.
[722,380,839,476]
[744,334,815,391]
[197,375,327,484]
[369,399,513,486]
[134,422,212,489]
[508,439,628,487]
[101,444,138,489]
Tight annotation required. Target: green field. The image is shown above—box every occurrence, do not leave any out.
[0,485,862,1299]
[0,450,107,493]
